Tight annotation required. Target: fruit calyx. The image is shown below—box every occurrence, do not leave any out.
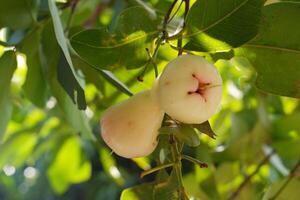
[187,73,211,101]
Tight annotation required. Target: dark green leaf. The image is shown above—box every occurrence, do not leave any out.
[0,51,17,139]
[19,27,48,107]
[41,21,95,141]
[72,52,133,97]
[71,6,159,70]
[177,124,200,147]
[184,0,263,52]
[48,0,87,109]
[57,51,86,109]
[154,169,180,200]
[98,69,133,96]
[159,125,200,147]
[0,0,38,29]
[193,121,216,139]
[159,126,176,135]
[235,2,300,98]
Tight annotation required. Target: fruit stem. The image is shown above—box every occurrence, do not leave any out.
[162,0,180,38]
[139,0,178,81]
[176,0,189,56]
[181,155,208,168]
[137,46,159,81]
[151,37,162,77]
[170,134,189,200]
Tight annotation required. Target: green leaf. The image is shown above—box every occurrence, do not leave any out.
[229,109,257,142]
[41,20,95,141]
[272,112,300,139]
[0,132,37,168]
[183,173,211,200]
[235,2,300,98]
[177,124,200,147]
[272,138,300,160]
[19,27,48,108]
[159,126,175,135]
[154,169,180,200]
[0,51,17,140]
[31,131,71,161]
[57,51,87,109]
[98,69,133,96]
[73,56,133,96]
[0,0,38,29]
[159,125,200,147]
[193,121,216,139]
[121,183,154,200]
[47,136,92,194]
[184,0,263,52]
[70,6,159,70]
[48,0,87,110]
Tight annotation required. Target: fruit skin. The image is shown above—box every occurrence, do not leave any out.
[100,90,164,158]
[156,54,222,124]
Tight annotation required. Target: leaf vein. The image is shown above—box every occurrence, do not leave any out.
[71,31,157,49]
[186,0,250,38]
[244,44,300,54]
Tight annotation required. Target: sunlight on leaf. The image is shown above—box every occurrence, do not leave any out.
[47,136,91,194]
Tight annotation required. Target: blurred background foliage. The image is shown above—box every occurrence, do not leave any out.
[0,0,300,199]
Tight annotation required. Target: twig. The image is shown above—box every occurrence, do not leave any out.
[65,0,80,32]
[136,46,158,81]
[228,150,275,200]
[176,0,189,56]
[269,158,300,200]
[83,3,108,28]
[163,0,179,38]
[137,0,183,80]
[181,155,208,168]
[177,37,183,56]
[167,0,184,23]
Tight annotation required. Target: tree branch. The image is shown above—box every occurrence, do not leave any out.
[228,150,275,200]
[269,158,300,200]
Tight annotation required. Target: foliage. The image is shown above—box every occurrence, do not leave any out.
[0,0,300,200]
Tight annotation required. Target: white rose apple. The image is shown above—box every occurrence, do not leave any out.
[156,54,222,124]
[100,90,164,158]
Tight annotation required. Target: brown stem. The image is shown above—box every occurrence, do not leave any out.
[269,158,300,200]
[177,0,189,56]
[65,0,80,32]
[177,37,183,56]
[167,0,184,23]
[83,2,108,28]
[163,0,179,37]
[228,150,275,200]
